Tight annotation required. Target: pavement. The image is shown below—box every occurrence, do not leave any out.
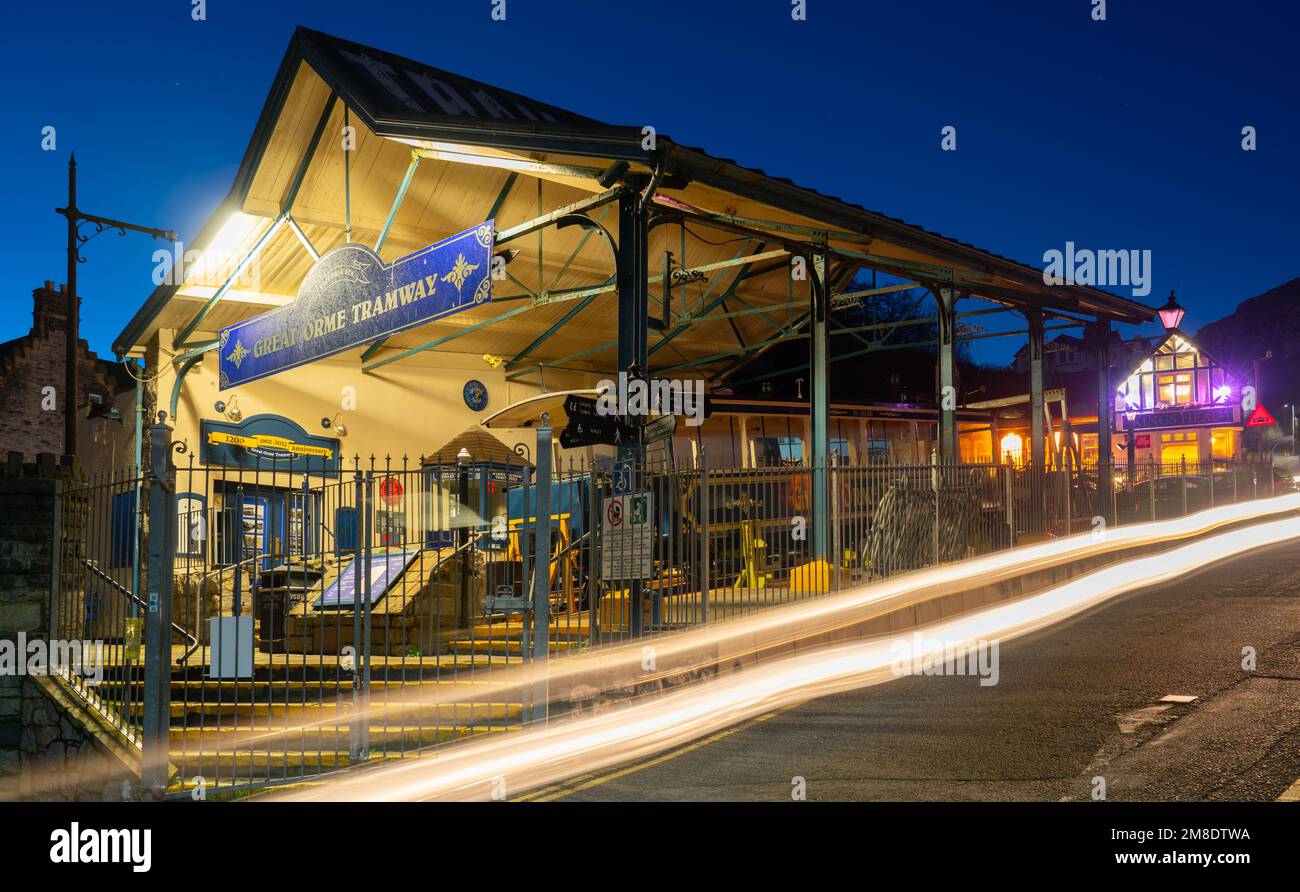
[531,537,1300,802]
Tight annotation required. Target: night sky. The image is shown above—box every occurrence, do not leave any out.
[1,0,1295,365]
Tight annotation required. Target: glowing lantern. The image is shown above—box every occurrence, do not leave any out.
[1158,290,1185,331]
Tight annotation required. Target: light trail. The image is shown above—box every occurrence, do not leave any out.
[225,494,1300,756]
[267,505,1300,801]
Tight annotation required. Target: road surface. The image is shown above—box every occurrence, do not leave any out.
[534,538,1300,802]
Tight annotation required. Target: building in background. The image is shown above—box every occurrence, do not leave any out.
[0,281,136,468]
[1111,328,1245,467]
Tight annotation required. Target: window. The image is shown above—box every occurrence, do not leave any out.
[110,491,136,568]
[1160,430,1198,465]
[1211,427,1238,459]
[335,506,358,555]
[176,493,207,558]
[1157,372,1193,406]
[754,436,803,466]
[1081,433,1099,467]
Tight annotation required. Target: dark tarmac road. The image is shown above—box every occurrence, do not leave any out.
[544,538,1300,802]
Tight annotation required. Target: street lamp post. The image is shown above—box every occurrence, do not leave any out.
[1252,351,1273,462]
[55,154,175,459]
[1124,411,1137,491]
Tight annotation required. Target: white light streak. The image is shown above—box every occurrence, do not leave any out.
[267,501,1300,801]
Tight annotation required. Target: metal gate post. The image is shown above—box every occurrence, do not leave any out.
[361,475,373,758]
[699,466,709,624]
[48,477,62,645]
[142,413,177,798]
[531,417,553,723]
[350,472,363,762]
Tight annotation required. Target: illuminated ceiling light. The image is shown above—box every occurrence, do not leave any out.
[1158,289,1186,331]
[188,211,262,284]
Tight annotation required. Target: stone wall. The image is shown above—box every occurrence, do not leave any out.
[0,451,138,800]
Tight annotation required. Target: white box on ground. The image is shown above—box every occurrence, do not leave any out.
[209,615,254,679]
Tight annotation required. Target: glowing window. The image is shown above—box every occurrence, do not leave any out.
[1157,372,1193,406]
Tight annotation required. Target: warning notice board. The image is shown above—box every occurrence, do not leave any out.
[600,490,653,581]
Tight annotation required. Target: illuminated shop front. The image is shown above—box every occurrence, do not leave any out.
[1112,297,1244,467]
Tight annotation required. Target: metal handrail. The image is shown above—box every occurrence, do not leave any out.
[80,558,202,666]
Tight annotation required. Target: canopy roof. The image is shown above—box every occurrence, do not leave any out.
[115,27,1156,382]
[422,426,529,467]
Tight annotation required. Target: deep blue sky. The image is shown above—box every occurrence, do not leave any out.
[1,0,1296,365]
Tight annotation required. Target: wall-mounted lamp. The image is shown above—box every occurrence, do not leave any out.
[322,413,348,437]
[214,395,242,422]
[482,354,504,369]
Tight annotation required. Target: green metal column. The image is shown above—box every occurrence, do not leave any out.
[142,412,176,798]
[935,279,958,463]
[810,238,830,561]
[616,189,649,633]
[1027,310,1045,467]
[616,188,649,388]
[1094,320,1114,523]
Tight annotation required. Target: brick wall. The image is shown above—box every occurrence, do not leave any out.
[0,282,133,461]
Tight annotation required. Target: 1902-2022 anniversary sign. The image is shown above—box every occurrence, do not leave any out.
[218,220,494,389]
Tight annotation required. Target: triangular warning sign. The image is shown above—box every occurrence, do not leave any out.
[1246,404,1276,427]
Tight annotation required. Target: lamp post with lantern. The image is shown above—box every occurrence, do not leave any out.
[1157,289,1186,331]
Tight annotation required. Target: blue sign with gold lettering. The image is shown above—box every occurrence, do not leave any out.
[200,414,342,476]
[218,221,494,389]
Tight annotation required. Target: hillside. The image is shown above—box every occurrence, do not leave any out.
[1194,278,1300,408]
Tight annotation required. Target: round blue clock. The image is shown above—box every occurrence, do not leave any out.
[463,379,489,411]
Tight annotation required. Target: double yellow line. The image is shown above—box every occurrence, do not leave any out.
[513,702,806,802]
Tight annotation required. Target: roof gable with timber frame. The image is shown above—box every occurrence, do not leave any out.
[1113,329,1246,388]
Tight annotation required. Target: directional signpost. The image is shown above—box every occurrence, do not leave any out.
[559,415,639,449]
[560,395,639,449]
[560,395,681,449]
[642,414,678,445]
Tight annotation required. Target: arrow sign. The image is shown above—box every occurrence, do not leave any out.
[1247,404,1277,427]
[642,414,678,445]
[559,416,639,449]
[563,394,600,418]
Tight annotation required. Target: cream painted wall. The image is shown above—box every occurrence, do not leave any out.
[157,328,606,471]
